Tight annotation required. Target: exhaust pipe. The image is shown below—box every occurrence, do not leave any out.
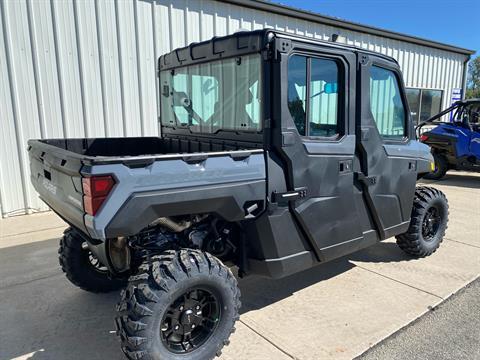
[150,217,192,233]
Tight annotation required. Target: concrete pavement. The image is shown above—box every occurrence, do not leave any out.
[0,171,479,360]
[359,278,480,360]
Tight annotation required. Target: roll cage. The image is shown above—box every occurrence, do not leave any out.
[416,99,480,136]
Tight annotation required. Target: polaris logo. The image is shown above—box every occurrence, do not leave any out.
[42,178,57,195]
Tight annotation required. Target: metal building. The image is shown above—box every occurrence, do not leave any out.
[0,0,475,217]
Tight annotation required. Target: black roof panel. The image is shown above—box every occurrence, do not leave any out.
[158,29,398,71]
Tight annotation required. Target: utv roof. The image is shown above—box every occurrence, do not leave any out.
[158,29,399,71]
[458,99,480,104]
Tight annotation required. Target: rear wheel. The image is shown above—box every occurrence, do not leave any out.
[424,153,448,180]
[115,249,240,360]
[396,186,449,257]
[59,228,126,293]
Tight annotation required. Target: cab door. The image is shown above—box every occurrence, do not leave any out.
[272,40,369,261]
[356,53,418,239]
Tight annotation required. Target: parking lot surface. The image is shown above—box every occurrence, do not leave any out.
[0,172,479,360]
[359,277,480,360]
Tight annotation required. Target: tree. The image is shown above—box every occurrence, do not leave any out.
[466,56,480,99]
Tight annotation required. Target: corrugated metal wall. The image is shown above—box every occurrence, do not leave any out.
[0,0,468,217]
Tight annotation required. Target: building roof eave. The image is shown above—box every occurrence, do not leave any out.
[221,0,476,56]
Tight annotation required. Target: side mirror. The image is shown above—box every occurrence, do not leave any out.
[324,82,338,94]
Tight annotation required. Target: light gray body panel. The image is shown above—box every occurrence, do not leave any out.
[83,152,266,239]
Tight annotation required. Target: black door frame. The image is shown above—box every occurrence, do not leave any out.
[356,52,417,240]
[269,36,369,262]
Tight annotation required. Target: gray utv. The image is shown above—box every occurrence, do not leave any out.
[28,29,449,360]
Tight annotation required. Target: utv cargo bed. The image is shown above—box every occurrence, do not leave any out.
[28,137,266,240]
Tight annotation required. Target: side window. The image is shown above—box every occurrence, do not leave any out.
[369,66,406,139]
[287,55,340,137]
[309,58,339,137]
[287,55,307,135]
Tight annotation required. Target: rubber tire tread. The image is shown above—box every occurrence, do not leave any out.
[115,249,240,360]
[59,227,126,293]
[396,186,449,257]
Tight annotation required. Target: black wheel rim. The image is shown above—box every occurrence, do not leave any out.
[160,288,222,353]
[422,206,441,241]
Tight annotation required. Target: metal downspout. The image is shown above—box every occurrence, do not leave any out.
[461,55,472,100]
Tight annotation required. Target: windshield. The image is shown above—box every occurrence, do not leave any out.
[160,54,262,133]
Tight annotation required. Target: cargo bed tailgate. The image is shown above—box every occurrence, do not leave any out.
[28,140,87,233]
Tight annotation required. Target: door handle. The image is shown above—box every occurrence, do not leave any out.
[355,172,377,186]
[272,187,307,204]
[339,160,353,173]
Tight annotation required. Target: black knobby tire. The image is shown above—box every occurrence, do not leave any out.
[115,249,240,360]
[424,153,448,180]
[59,228,126,293]
[396,186,449,257]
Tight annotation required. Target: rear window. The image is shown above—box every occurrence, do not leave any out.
[160,54,262,133]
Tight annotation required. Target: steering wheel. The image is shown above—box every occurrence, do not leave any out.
[471,111,480,124]
[470,111,480,133]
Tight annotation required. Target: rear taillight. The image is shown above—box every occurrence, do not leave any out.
[419,134,429,142]
[82,175,115,216]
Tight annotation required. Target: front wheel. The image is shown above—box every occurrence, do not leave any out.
[115,249,240,360]
[424,153,448,180]
[396,186,449,257]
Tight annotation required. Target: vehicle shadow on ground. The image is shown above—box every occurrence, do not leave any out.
[239,257,354,313]
[239,241,413,313]
[0,237,411,360]
[421,172,480,189]
[348,241,416,264]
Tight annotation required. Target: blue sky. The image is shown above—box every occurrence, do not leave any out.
[270,0,479,56]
